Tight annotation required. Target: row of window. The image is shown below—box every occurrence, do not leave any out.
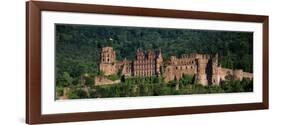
[134,65,155,69]
[134,71,155,76]
[175,65,195,70]
[172,60,195,65]
[102,54,115,58]
[102,58,111,62]
[134,60,155,64]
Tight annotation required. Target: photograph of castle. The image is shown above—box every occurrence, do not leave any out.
[55,24,254,100]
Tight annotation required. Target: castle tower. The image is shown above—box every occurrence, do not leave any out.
[196,57,209,86]
[156,49,163,75]
[211,53,220,85]
[101,47,116,63]
[99,47,117,76]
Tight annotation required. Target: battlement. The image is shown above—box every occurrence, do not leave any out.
[181,53,211,59]
[102,46,113,51]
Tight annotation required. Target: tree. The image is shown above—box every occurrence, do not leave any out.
[85,77,95,86]
[57,72,73,87]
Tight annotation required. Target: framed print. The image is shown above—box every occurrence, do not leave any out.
[26,1,269,124]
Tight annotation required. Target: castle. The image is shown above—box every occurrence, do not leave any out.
[99,47,253,86]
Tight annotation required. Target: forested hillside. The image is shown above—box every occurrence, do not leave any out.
[56,24,253,79]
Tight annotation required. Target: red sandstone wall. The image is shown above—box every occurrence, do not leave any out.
[243,72,253,80]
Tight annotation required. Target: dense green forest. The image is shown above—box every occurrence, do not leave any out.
[55,24,253,99]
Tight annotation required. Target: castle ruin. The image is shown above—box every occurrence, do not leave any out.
[99,47,253,86]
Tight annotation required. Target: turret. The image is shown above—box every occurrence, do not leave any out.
[100,47,116,64]
[156,49,163,75]
[211,53,220,85]
[99,47,117,76]
[196,58,209,86]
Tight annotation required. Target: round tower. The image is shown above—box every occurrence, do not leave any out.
[156,49,163,75]
[196,58,209,86]
[101,47,116,64]
[99,47,117,76]
[211,53,220,85]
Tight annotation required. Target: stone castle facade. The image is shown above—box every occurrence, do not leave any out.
[99,47,253,86]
